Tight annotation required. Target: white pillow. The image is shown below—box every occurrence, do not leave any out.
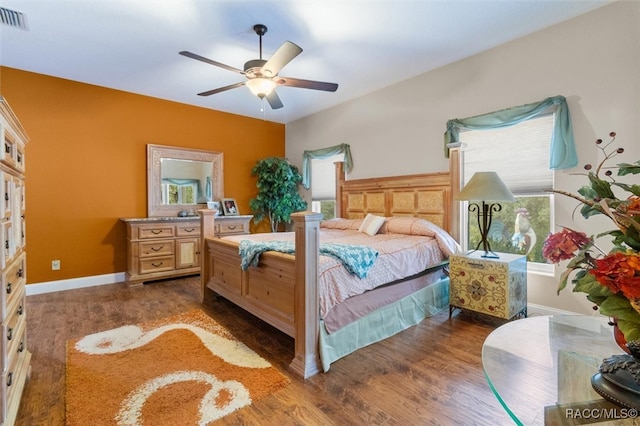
[358,214,385,236]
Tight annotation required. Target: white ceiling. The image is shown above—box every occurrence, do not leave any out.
[0,0,612,124]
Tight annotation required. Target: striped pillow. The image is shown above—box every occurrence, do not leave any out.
[358,214,385,236]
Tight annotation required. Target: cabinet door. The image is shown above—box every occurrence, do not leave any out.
[176,238,200,269]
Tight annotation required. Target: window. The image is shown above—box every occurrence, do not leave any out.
[310,154,344,220]
[162,181,197,205]
[459,114,555,271]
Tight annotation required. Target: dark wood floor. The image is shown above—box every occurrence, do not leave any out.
[17,276,514,425]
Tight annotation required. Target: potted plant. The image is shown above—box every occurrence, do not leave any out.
[249,157,308,232]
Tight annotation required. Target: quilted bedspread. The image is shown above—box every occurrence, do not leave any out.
[239,240,379,279]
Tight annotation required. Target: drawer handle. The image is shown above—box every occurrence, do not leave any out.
[5,144,11,154]
[6,372,12,387]
[151,230,163,234]
[18,341,24,353]
[4,193,7,201]
[151,262,164,267]
[18,304,23,315]
[467,261,486,269]
[6,282,11,294]
[17,268,23,278]
[183,228,195,233]
[227,225,237,230]
[150,246,164,252]
[7,328,12,341]
[5,240,8,249]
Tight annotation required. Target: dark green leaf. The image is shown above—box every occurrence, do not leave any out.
[617,161,640,176]
[587,172,615,199]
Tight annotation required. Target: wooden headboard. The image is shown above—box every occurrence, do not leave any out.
[335,163,452,233]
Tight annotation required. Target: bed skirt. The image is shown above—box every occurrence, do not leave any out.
[318,276,450,372]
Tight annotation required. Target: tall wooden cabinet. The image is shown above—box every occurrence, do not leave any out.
[0,97,30,425]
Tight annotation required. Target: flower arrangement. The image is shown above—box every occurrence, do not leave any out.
[542,132,640,342]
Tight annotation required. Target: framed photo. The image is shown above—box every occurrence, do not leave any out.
[207,201,222,216]
[221,198,239,216]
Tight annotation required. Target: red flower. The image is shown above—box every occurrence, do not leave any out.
[590,252,640,300]
[542,228,592,264]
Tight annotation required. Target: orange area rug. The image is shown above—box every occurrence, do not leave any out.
[65,309,290,425]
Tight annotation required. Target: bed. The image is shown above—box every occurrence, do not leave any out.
[199,169,456,378]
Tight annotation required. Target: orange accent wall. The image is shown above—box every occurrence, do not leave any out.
[0,67,284,285]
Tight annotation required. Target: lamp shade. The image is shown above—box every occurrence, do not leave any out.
[457,171,516,202]
[246,78,276,98]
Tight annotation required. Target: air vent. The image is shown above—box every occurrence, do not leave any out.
[0,7,28,30]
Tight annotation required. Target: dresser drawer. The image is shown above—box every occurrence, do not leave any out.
[139,256,175,274]
[0,342,29,425]
[216,221,249,236]
[176,224,200,237]
[137,226,175,239]
[139,240,175,258]
[0,252,25,322]
[0,291,26,373]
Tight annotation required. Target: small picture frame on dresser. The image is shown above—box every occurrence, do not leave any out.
[207,201,222,216]
[222,198,239,216]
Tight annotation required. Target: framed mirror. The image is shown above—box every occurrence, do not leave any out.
[147,144,223,217]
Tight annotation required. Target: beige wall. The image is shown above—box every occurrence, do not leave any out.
[286,1,640,315]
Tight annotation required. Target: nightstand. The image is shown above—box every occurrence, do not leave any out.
[449,251,527,320]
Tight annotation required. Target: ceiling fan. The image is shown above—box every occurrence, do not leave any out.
[179,24,338,110]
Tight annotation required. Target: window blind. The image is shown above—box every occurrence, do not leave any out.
[460,114,554,194]
[311,154,344,200]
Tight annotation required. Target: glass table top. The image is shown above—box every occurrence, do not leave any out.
[482,315,632,425]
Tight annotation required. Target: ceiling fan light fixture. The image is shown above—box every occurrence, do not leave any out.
[246,78,276,98]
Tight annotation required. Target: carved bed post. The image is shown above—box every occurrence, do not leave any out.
[335,161,345,218]
[198,209,217,302]
[289,211,323,378]
[448,143,462,242]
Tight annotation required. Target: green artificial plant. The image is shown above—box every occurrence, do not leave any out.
[249,157,308,232]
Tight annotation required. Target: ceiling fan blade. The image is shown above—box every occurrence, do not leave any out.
[179,51,244,74]
[261,41,303,77]
[197,82,246,96]
[276,76,338,92]
[266,91,284,109]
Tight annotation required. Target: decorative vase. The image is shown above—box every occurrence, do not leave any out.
[205,176,212,202]
[591,340,640,410]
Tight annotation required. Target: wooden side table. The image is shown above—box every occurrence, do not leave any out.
[449,251,527,320]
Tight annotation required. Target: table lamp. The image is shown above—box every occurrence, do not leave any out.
[457,171,515,258]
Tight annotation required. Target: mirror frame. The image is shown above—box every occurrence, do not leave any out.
[147,144,224,217]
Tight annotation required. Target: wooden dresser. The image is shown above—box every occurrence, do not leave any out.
[0,97,31,425]
[121,215,252,286]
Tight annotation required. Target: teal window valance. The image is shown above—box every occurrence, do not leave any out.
[302,143,353,189]
[444,95,577,170]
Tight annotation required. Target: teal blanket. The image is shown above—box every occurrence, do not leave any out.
[238,240,378,279]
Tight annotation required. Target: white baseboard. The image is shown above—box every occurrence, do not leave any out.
[26,272,126,296]
[527,303,580,317]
